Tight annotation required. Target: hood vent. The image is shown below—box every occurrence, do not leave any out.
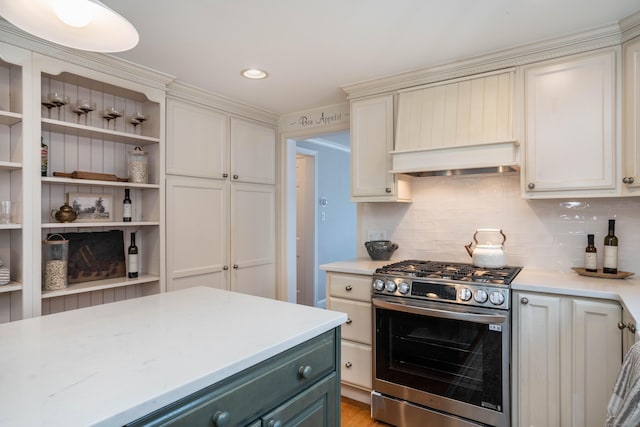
[405,165,519,178]
[393,69,519,175]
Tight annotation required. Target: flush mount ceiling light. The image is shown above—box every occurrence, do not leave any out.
[241,68,268,80]
[0,0,139,52]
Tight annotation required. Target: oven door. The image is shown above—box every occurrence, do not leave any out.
[372,296,510,427]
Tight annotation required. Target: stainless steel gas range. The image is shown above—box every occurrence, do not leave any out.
[370,260,522,427]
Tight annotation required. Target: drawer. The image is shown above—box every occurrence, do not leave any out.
[127,330,337,427]
[328,273,372,302]
[341,340,372,390]
[329,297,371,345]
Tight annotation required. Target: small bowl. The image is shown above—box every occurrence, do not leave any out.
[365,240,398,261]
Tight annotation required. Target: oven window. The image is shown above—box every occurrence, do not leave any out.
[375,307,504,411]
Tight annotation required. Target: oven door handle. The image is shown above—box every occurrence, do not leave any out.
[372,298,507,324]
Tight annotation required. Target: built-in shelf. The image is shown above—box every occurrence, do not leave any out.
[42,176,160,189]
[0,110,22,126]
[0,223,22,230]
[0,160,22,171]
[42,118,159,146]
[42,221,159,228]
[41,274,160,299]
[0,282,22,293]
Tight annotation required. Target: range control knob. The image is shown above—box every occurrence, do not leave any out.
[489,291,505,306]
[398,282,410,295]
[372,279,385,292]
[474,289,488,303]
[385,281,397,293]
[458,288,472,301]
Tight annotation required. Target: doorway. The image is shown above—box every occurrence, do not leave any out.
[291,131,356,308]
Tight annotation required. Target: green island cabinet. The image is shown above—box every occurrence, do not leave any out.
[127,329,340,427]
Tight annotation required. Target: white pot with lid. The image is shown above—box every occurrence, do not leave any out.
[464,228,507,268]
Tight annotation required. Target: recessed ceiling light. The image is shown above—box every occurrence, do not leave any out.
[241,68,268,80]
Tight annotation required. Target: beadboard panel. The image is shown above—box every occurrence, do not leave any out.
[41,284,141,315]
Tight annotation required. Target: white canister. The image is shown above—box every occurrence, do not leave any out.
[128,146,148,184]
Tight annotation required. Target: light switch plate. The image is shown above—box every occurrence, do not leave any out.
[367,230,387,241]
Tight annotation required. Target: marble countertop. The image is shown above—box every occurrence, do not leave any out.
[321,258,640,318]
[0,287,347,427]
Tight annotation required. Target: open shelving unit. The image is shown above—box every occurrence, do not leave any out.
[36,55,165,317]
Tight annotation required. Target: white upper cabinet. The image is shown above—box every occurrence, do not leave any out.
[166,98,227,179]
[392,70,518,174]
[350,94,411,202]
[623,36,640,195]
[230,117,276,185]
[522,48,619,198]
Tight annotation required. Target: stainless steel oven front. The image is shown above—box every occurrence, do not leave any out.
[372,295,511,427]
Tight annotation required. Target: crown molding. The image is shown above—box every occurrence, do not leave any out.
[0,20,175,91]
[620,10,640,42]
[166,80,279,126]
[342,19,628,99]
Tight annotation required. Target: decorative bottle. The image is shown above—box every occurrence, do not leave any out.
[123,188,132,222]
[41,137,48,177]
[584,234,597,273]
[603,220,618,274]
[128,232,138,278]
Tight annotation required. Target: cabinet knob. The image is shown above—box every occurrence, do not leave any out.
[267,420,282,427]
[385,187,392,193]
[619,321,628,330]
[212,411,230,427]
[222,173,229,178]
[345,361,353,368]
[223,265,229,271]
[298,365,312,379]
[623,177,636,184]
[521,297,529,305]
[233,174,239,180]
[527,183,535,190]
[232,264,239,269]
[345,285,352,291]
[630,323,637,334]
[346,318,353,324]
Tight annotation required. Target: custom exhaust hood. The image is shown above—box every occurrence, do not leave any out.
[391,69,520,176]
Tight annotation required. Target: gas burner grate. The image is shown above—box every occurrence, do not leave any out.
[375,260,522,285]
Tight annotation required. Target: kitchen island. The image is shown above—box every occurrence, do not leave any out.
[0,286,347,426]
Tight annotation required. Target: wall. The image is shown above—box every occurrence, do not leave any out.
[297,140,356,302]
[360,173,640,273]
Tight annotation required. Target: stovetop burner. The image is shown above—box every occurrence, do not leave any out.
[375,260,522,285]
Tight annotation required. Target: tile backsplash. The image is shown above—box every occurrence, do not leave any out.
[359,173,640,273]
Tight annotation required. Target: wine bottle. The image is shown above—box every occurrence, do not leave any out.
[603,219,618,274]
[584,234,597,272]
[41,137,48,177]
[128,232,138,278]
[123,188,132,222]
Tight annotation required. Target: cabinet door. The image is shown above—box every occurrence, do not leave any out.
[523,49,617,197]
[166,176,229,291]
[230,182,275,298]
[351,95,410,202]
[260,373,337,427]
[571,299,621,427]
[623,37,640,194]
[513,291,562,427]
[230,117,275,185]
[166,98,228,179]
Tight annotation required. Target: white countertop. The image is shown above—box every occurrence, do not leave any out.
[0,286,347,427]
[321,258,640,318]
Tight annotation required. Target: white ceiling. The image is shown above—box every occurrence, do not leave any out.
[100,1,638,116]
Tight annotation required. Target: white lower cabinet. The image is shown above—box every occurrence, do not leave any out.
[513,291,622,427]
[325,271,372,403]
[166,176,275,298]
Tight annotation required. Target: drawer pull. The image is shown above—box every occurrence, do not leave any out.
[630,324,637,334]
[345,285,353,291]
[521,297,529,305]
[298,365,312,379]
[267,420,282,427]
[345,361,353,368]
[212,411,230,427]
[346,318,353,324]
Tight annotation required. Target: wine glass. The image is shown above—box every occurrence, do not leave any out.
[102,107,122,129]
[77,101,96,126]
[70,101,88,123]
[49,93,69,120]
[128,112,147,133]
[41,96,56,118]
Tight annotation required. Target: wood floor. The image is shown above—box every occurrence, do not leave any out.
[341,397,389,426]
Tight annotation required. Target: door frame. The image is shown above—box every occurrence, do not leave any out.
[277,122,349,302]
[295,147,318,306]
